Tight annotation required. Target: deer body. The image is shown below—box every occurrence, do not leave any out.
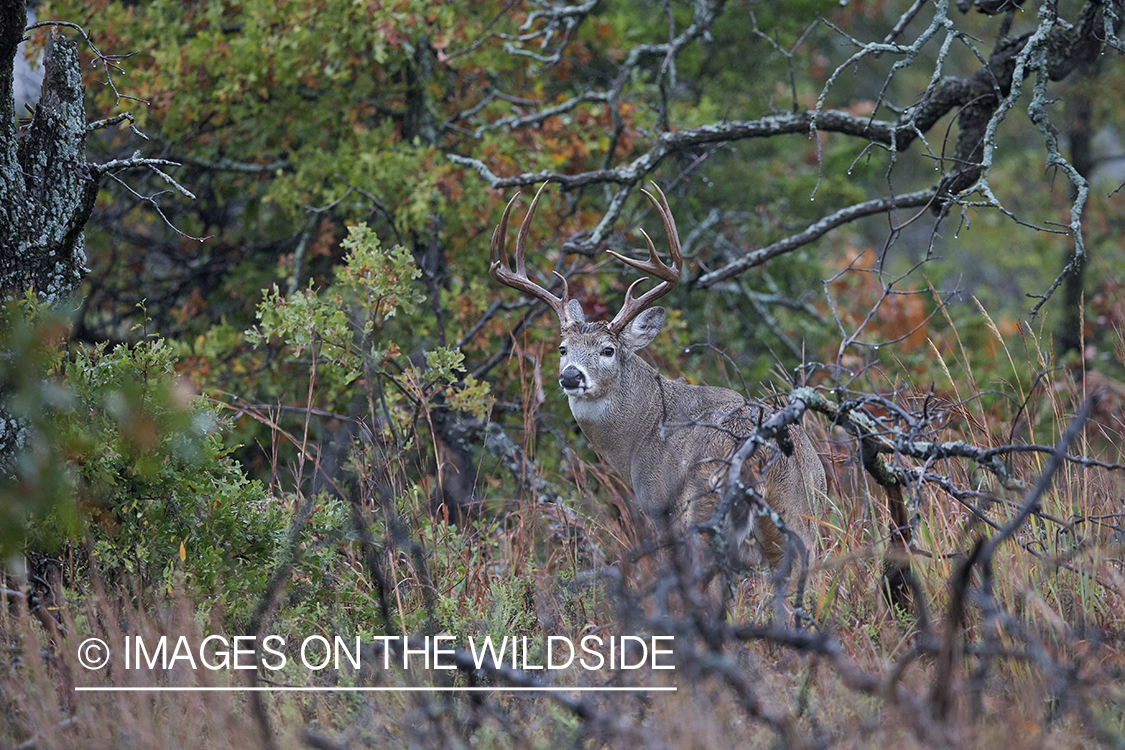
[559,313,824,569]
[490,183,825,571]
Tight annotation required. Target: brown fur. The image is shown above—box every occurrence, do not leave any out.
[489,182,825,572]
[559,317,826,571]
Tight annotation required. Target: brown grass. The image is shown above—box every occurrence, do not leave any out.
[4,326,1125,749]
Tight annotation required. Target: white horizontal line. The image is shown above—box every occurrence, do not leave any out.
[75,686,676,693]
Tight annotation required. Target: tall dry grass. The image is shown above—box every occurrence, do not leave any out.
[4,317,1125,750]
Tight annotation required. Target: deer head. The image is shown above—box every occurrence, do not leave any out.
[489,182,683,406]
[489,182,829,581]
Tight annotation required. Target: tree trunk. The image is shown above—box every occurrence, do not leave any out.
[1,2,99,458]
[1,1,98,305]
[1058,64,1096,359]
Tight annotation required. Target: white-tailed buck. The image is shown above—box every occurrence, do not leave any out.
[489,182,827,573]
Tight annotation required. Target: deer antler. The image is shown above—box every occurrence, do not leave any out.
[606,182,683,334]
[489,182,573,325]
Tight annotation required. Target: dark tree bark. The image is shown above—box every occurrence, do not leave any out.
[1058,64,1095,358]
[1,1,100,459]
[0,0,98,305]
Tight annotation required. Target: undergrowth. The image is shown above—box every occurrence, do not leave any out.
[3,263,1125,749]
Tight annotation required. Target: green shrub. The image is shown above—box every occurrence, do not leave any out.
[1,299,282,615]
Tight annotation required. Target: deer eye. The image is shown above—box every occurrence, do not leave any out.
[558,346,567,356]
[601,347,615,358]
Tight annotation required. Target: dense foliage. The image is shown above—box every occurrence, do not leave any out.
[3,0,1125,747]
[1,299,283,614]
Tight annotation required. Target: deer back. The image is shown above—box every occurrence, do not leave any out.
[488,182,825,570]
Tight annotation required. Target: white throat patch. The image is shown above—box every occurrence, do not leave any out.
[567,395,612,423]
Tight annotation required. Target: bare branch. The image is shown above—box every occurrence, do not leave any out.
[695,190,937,288]
[172,155,291,173]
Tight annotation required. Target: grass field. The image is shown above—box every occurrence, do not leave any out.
[3,324,1124,750]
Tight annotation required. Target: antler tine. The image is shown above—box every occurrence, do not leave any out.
[606,181,683,334]
[489,183,571,324]
[489,192,520,272]
[645,181,682,268]
[515,181,549,278]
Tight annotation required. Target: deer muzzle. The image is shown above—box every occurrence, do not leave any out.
[559,365,586,393]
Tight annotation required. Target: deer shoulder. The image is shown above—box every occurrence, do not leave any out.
[488,182,826,573]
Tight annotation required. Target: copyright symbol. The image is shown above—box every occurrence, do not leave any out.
[78,638,110,670]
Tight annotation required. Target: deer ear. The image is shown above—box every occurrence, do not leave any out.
[622,307,665,351]
[566,299,586,324]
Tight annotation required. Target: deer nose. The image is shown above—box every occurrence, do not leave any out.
[559,366,585,390]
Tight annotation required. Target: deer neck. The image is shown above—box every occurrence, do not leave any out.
[566,354,667,478]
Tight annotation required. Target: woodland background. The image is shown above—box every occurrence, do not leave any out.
[2,0,1125,748]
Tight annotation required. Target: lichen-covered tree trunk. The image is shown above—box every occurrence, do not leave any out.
[1,0,97,306]
[1,0,99,459]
